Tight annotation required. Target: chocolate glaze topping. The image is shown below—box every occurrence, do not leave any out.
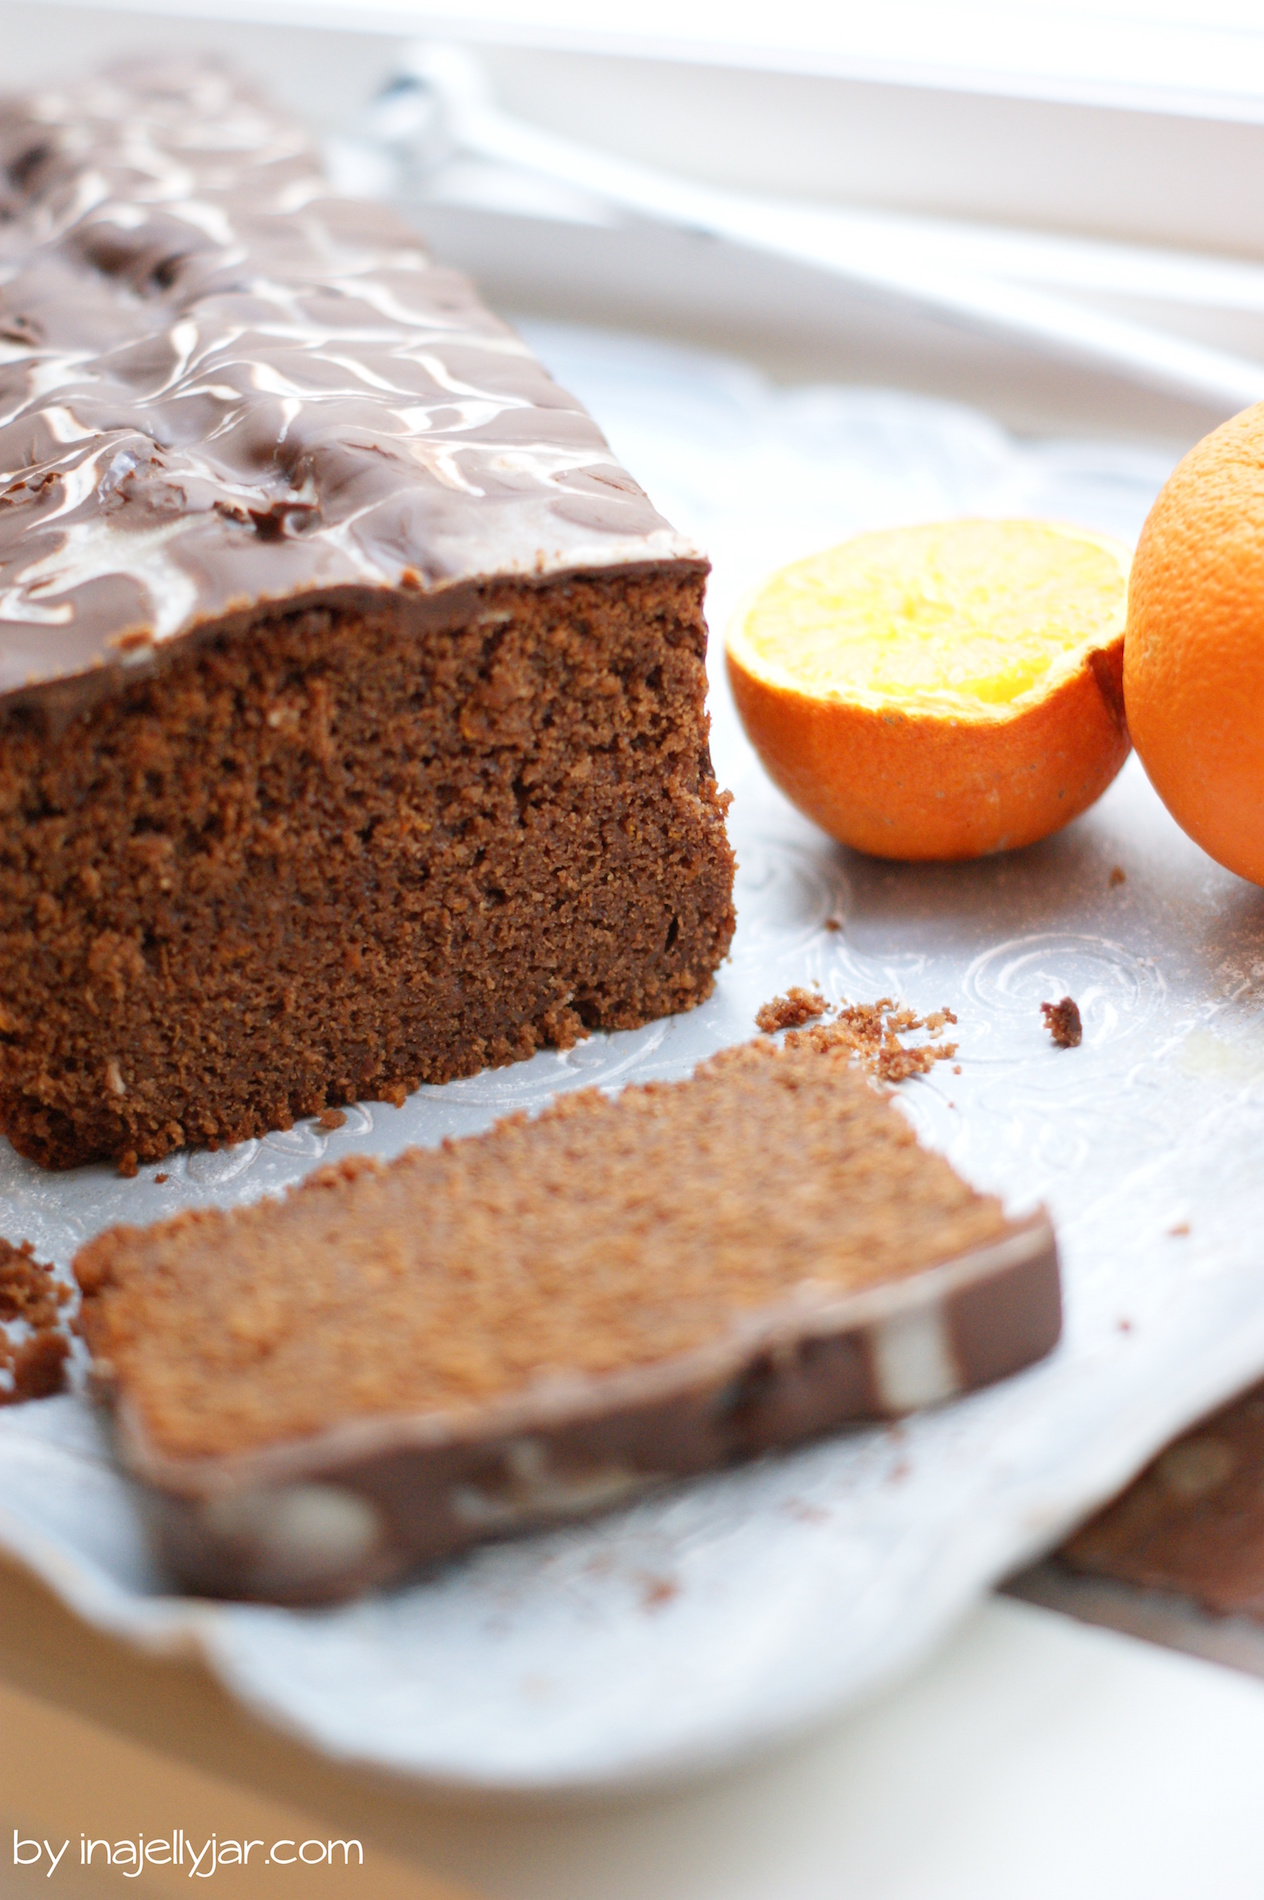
[0,61,694,708]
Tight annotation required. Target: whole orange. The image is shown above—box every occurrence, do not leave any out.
[726,519,1132,862]
[1125,404,1264,886]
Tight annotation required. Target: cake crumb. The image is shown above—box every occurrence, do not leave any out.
[639,1574,679,1611]
[118,1150,139,1179]
[1170,1221,1191,1237]
[756,988,828,1033]
[786,1000,958,1083]
[0,1239,70,1404]
[824,918,842,933]
[1041,996,1082,1049]
[154,1172,168,1184]
[922,1009,958,1035]
[786,1501,829,1524]
[107,626,155,653]
[1109,865,1127,888]
[318,1108,347,1131]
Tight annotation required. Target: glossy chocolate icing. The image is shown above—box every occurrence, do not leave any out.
[0,61,694,708]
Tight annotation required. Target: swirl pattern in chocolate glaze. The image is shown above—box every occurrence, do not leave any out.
[0,61,693,704]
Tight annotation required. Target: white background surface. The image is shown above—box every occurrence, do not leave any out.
[6,1593,1264,1899]
[34,0,1264,115]
[13,0,1264,435]
[408,1598,1264,1900]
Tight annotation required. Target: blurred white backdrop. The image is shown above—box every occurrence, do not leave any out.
[9,0,1264,441]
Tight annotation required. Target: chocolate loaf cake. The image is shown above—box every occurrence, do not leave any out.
[0,63,734,1170]
[76,1030,1061,1603]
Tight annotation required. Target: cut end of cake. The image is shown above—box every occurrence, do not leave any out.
[0,570,735,1170]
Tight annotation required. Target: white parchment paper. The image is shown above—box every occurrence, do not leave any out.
[3,327,1260,1791]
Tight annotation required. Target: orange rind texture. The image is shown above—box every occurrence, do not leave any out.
[1125,403,1264,887]
[727,520,1132,863]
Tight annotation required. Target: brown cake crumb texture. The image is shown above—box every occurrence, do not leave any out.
[1061,1378,1264,1619]
[76,1032,1013,1464]
[1041,996,1083,1048]
[0,1238,70,1403]
[0,572,734,1170]
[759,993,959,1083]
[754,988,828,1032]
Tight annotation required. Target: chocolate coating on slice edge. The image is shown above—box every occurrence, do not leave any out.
[107,1216,1060,1604]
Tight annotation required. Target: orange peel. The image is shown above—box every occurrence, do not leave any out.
[726,518,1132,861]
[1125,402,1264,887]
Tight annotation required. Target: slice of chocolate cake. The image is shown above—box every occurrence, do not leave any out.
[0,62,734,1170]
[76,1030,1061,1603]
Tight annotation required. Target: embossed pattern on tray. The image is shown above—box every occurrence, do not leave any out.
[2,325,1263,1791]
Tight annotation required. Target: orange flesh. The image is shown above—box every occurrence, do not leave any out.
[731,520,1129,716]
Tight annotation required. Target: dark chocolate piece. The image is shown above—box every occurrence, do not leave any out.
[1061,1379,1264,1619]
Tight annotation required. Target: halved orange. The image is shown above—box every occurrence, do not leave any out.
[726,518,1132,862]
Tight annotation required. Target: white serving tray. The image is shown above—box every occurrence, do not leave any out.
[3,325,1262,1792]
